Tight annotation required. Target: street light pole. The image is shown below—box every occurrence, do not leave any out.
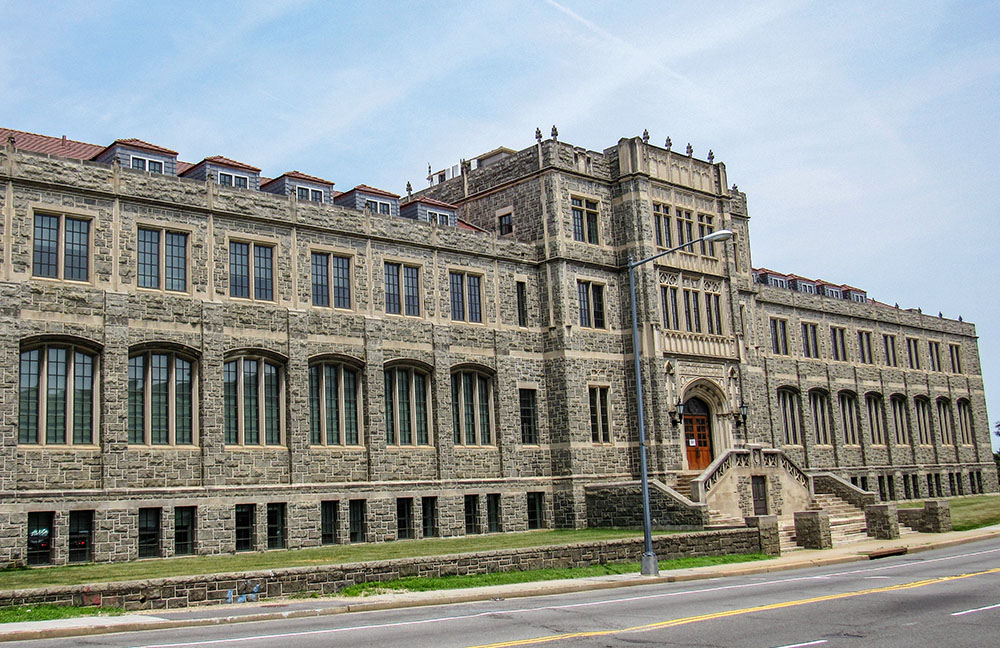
[627,229,734,576]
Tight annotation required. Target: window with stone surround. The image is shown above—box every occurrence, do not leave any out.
[450,270,483,323]
[652,203,671,248]
[235,504,255,551]
[138,507,161,558]
[949,344,963,374]
[128,349,197,445]
[676,209,695,252]
[858,331,874,364]
[577,280,606,329]
[498,210,513,235]
[527,492,545,530]
[891,395,910,445]
[928,341,942,371]
[839,392,860,445]
[229,240,274,301]
[32,212,91,282]
[384,261,420,316]
[309,360,361,446]
[516,281,528,327]
[661,285,680,330]
[777,389,802,446]
[770,318,788,355]
[683,288,701,333]
[311,252,351,309]
[830,326,847,361]
[138,227,188,292]
[802,323,820,358]
[19,342,98,445]
[452,369,493,445]
[883,334,898,367]
[174,507,196,556]
[571,196,599,244]
[809,390,831,445]
[956,399,973,445]
[223,355,284,446]
[906,338,921,369]
[519,388,539,444]
[267,502,286,549]
[385,366,431,445]
[936,398,954,445]
[321,501,339,544]
[588,385,611,444]
[697,213,717,257]
[27,512,54,565]
[704,292,723,334]
[867,393,886,445]
[914,397,932,445]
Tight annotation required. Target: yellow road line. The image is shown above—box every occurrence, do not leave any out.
[466,567,1000,648]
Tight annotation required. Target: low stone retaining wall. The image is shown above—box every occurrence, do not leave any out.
[898,500,952,533]
[0,528,764,611]
[585,480,709,529]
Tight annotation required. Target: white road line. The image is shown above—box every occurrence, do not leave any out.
[772,641,827,648]
[951,602,1000,616]
[131,544,1000,648]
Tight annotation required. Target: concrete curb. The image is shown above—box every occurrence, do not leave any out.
[2,526,999,643]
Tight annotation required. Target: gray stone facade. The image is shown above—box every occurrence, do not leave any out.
[0,130,994,567]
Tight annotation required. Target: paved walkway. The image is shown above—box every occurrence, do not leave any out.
[3,524,999,643]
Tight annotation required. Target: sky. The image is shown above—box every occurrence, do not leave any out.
[1,0,998,450]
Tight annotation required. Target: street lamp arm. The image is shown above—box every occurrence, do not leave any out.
[626,229,734,270]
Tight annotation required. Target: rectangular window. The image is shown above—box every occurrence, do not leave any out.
[365,199,392,215]
[906,338,921,369]
[450,271,483,322]
[778,390,801,445]
[697,213,716,256]
[266,503,286,550]
[577,281,606,329]
[311,252,351,308]
[519,388,539,444]
[589,385,611,443]
[868,396,885,445]
[229,241,274,301]
[891,397,910,445]
[949,344,962,373]
[937,400,954,445]
[321,501,339,545]
[652,203,671,248]
[527,492,544,530]
[310,189,324,203]
[676,210,695,252]
[571,197,599,244]
[486,494,502,533]
[27,512,54,566]
[840,394,859,445]
[349,499,366,543]
[174,506,196,556]
[661,285,680,330]
[830,327,847,361]
[704,293,723,335]
[385,262,420,316]
[770,318,788,355]
[684,289,701,332]
[810,392,830,445]
[131,156,164,173]
[858,331,874,364]
[915,400,931,445]
[138,508,161,558]
[68,510,94,563]
[883,334,898,367]
[928,341,941,371]
[138,227,187,291]
[396,498,414,540]
[235,504,255,551]
[802,323,819,358]
[421,497,438,538]
[957,400,973,445]
[498,212,513,235]
[464,494,480,534]
[33,213,90,281]
[297,186,310,201]
[516,281,528,327]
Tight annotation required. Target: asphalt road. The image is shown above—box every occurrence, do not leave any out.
[9,538,1000,648]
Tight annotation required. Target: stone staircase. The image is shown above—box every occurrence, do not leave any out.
[673,471,746,528]
[779,494,919,552]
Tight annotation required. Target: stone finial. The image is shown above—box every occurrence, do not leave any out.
[665,137,672,151]
[427,163,432,177]
[959,315,963,322]
[551,125,558,140]
[895,303,899,309]
[732,184,739,191]
[535,127,542,143]
[686,143,693,156]
[708,149,715,163]
[642,129,649,144]
[938,311,943,318]
[406,181,412,197]
[7,134,15,147]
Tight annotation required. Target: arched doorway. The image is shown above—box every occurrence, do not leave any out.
[683,396,713,471]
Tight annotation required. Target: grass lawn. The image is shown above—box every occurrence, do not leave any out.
[896,494,1000,531]
[0,528,648,591]
[336,553,773,597]
[0,603,123,624]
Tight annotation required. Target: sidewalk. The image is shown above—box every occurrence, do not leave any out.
[3,525,999,643]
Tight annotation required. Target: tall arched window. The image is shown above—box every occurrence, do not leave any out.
[936,398,954,445]
[224,354,284,445]
[777,389,802,446]
[914,397,932,445]
[309,360,361,446]
[452,369,494,445]
[384,365,431,445]
[890,395,910,445]
[19,342,98,445]
[128,349,197,445]
[809,390,831,445]
[956,399,973,445]
[838,392,860,446]
[866,393,886,446]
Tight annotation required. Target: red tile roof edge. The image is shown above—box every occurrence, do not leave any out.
[261,170,335,188]
[339,184,400,199]
[402,196,458,210]
[1,127,105,160]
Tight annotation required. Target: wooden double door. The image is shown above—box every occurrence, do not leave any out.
[684,414,713,471]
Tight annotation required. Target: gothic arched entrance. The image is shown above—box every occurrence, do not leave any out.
[683,396,713,471]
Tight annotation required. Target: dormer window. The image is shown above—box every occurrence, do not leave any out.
[295,187,324,203]
[824,287,841,299]
[218,173,249,189]
[131,156,163,174]
[798,284,815,294]
[850,293,867,303]
[366,199,391,215]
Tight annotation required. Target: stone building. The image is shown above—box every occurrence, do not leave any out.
[0,126,994,567]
